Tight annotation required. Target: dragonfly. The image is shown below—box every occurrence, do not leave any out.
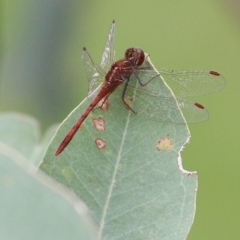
[55,20,225,156]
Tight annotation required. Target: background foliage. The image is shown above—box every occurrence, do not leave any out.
[0,0,239,239]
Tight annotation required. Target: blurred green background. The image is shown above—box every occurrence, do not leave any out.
[0,0,239,239]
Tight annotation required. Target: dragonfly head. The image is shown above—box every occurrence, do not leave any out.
[125,48,145,66]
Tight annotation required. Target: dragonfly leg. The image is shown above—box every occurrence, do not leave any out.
[121,79,137,114]
[133,70,160,86]
[92,93,111,112]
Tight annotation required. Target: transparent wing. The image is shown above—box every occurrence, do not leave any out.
[134,60,225,97]
[82,48,104,96]
[110,57,211,124]
[100,20,115,71]
[130,89,209,123]
[113,79,209,124]
[82,21,116,96]
[160,69,225,97]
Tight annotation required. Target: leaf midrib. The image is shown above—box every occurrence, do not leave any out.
[97,84,138,239]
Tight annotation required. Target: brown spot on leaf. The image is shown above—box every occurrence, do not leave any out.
[97,98,109,110]
[92,117,105,131]
[95,138,106,150]
[156,136,173,151]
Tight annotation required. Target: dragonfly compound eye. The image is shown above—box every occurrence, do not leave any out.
[125,48,145,66]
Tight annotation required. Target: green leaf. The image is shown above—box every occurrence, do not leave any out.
[0,112,40,159]
[0,112,97,240]
[41,57,197,239]
[0,112,59,167]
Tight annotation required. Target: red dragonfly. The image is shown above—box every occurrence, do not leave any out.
[55,21,225,156]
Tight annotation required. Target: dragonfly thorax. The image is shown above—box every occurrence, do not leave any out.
[105,60,135,84]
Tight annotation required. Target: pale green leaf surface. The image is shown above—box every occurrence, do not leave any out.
[0,112,58,167]
[0,112,97,240]
[41,58,197,240]
[0,112,40,159]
